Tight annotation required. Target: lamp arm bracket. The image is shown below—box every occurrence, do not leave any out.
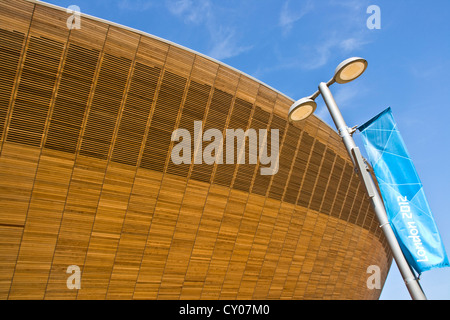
[351,147,376,198]
[338,126,358,138]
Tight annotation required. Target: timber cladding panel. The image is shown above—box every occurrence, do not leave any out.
[0,0,392,300]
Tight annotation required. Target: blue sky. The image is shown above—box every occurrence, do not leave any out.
[43,0,450,299]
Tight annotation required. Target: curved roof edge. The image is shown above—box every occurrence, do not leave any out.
[30,0,292,100]
[29,0,334,133]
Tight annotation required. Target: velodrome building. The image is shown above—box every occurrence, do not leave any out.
[0,0,392,299]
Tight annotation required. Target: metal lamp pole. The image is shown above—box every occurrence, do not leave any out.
[317,82,427,300]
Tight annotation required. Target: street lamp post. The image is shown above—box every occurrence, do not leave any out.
[288,57,427,300]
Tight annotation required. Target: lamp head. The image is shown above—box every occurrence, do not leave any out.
[333,57,368,84]
[288,97,317,122]
[288,57,367,122]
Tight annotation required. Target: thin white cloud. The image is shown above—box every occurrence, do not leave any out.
[333,84,360,107]
[279,0,314,35]
[118,0,154,11]
[166,0,210,25]
[301,38,337,70]
[207,27,253,61]
[314,83,365,125]
[166,0,191,16]
[408,59,450,81]
[165,0,252,61]
[298,0,372,70]
[328,0,367,11]
[340,37,368,52]
[301,33,370,70]
[254,0,372,79]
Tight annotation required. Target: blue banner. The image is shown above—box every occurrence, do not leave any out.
[358,107,449,274]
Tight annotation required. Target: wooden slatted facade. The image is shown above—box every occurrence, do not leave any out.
[0,0,392,300]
